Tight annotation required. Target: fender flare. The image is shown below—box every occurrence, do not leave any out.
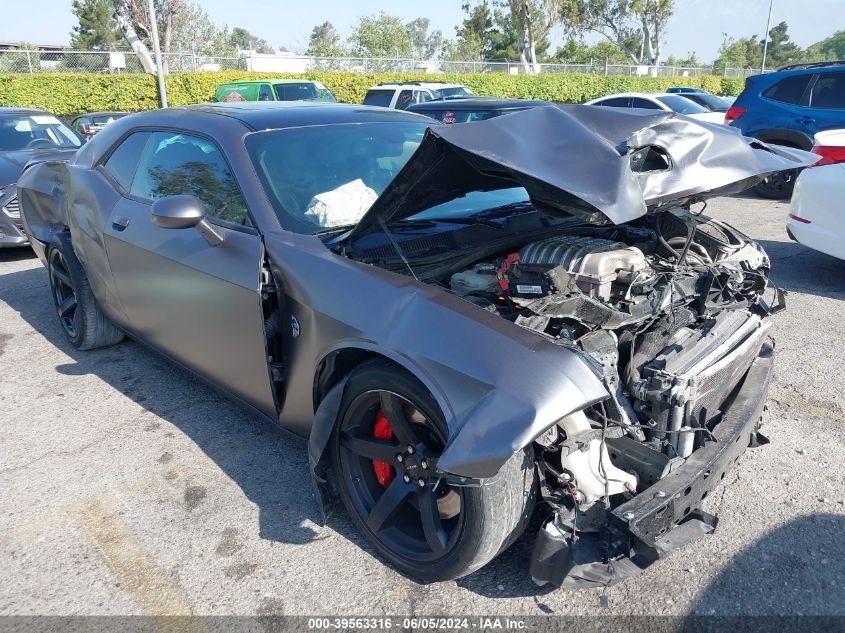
[754,129,814,151]
[307,343,456,523]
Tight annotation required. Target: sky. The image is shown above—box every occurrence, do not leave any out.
[1,0,841,63]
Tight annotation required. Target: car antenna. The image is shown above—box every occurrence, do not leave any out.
[377,217,419,281]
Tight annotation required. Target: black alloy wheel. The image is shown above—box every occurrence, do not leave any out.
[48,246,80,339]
[336,389,465,562]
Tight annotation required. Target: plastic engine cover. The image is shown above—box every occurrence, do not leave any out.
[518,236,648,300]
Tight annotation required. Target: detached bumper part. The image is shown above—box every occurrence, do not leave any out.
[530,339,775,588]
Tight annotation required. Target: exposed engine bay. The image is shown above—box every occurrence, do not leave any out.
[349,206,779,586]
[442,209,778,584]
[445,213,773,486]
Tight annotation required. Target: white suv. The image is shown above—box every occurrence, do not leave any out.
[362,82,474,110]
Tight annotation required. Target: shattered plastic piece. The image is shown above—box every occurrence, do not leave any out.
[305,179,377,228]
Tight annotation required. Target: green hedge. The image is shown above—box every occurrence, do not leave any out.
[0,70,745,117]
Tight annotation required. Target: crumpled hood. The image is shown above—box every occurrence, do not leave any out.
[347,104,816,238]
[0,148,78,189]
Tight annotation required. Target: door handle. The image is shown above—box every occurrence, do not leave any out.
[112,216,131,231]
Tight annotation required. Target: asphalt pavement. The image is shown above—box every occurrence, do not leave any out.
[1,194,844,618]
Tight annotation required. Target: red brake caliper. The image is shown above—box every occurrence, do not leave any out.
[372,410,395,487]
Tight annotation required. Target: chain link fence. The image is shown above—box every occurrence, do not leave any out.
[0,49,758,78]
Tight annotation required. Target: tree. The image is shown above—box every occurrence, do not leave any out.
[112,0,156,72]
[664,51,700,67]
[806,30,845,61]
[551,38,629,64]
[111,0,234,73]
[504,0,564,72]
[229,27,274,54]
[71,0,124,50]
[405,18,443,60]
[307,21,345,57]
[562,0,674,68]
[713,33,761,72]
[348,13,412,59]
[442,1,496,61]
[762,21,802,69]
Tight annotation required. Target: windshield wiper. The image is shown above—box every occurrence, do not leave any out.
[473,201,534,218]
[392,216,504,229]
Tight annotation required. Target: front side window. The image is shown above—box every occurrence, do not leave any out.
[810,72,845,109]
[594,97,631,108]
[245,122,428,233]
[130,131,248,225]
[763,74,812,105]
[0,114,82,151]
[631,98,663,110]
[362,90,394,107]
[273,82,318,101]
[259,84,273,101]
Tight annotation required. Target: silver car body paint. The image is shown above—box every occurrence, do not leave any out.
[16,102,815,486]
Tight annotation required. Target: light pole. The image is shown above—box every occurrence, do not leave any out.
[760,0,774,74]
[146,0,168,108]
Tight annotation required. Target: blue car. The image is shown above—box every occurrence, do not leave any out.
[727,61,845,198]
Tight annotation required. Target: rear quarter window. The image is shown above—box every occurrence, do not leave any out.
[102,131,152,192]
[810,72,845,109]
[762,74,812,105]
[363,90,394,107]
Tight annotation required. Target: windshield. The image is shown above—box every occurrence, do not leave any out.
[245,122,428,234]
[274,82,335,102]
[0,115,82,151]
[656,95,710,115]
[688,94,731,112]
[423,109,500,124]
[409,188,530,220]
[432,86,474,99]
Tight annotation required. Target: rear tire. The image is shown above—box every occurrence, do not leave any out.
[331,360,537,581]
[753,169,797,199]
[753,140,801,200]
[48,232,124,350]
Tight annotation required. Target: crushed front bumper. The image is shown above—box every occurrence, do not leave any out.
[531,338,775,588]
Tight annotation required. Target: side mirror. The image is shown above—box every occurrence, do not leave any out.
[150,195,224,246]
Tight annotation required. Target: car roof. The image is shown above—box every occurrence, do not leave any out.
[408,97,552,111]
[73,111,127,118]
[591,93,672,100]
[369,82,466,90]
[125,102,432,131]
[217,79,320,86]
[0,107,50,117]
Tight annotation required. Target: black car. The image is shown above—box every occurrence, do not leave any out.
[0,107,83,248]
[17,102,813,587]
[406,97,552,123]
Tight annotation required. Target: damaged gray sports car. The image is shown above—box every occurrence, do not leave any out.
[17,102,814,587]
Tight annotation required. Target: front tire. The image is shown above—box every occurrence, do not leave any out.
[331,360,536,582]
[48,232,124,350]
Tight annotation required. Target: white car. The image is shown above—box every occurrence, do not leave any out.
[362,82,474,110]
[584,92,726,125]
[787,129,845,261]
